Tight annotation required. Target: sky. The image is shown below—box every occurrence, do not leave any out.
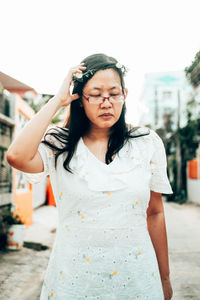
[1,0,200,124]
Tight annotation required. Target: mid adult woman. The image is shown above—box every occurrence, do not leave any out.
[7,53,173,300]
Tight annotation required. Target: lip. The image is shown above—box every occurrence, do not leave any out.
[99,113,113,117]
[99,114,113,120]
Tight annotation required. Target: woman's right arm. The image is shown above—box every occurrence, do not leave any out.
[6,96,63,173]
[6,63,86,173]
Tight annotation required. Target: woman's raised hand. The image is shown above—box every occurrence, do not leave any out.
[54,63,86,107]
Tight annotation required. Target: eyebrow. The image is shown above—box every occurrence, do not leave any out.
[90,86,120,91]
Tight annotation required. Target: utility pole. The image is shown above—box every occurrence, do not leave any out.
[154,86,159,128]
[176,89,182,193]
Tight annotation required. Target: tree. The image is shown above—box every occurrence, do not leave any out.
[185,50,200,87]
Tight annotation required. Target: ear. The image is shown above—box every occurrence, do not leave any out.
[123,88,128,101]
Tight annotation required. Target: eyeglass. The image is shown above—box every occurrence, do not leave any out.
[82,93,124,104]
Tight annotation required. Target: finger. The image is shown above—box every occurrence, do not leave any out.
[72,64,86,72]
[71,93,80,101]
[74,69,84,74]
[75,66,86,72]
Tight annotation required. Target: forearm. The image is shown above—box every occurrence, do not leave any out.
[147,212,170,280]
[7,96,61,161]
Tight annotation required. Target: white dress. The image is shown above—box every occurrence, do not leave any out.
[24,127,173,300]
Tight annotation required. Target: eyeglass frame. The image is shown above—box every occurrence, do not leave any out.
[82,93,125,104]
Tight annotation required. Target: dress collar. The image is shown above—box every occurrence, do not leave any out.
[69,137,142,192]
[75,137,132,159]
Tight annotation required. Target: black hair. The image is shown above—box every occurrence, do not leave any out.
[42,53,150,172]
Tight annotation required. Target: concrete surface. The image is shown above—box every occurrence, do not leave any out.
[165,201,200,300]
[0,205,58,300]
[0,201,200,300]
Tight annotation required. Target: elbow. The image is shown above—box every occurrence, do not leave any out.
[6,151,21,168]
[6,151,16,167]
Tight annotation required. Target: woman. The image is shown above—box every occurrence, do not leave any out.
[7,53,173,300]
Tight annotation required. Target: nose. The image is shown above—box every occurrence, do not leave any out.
[100,97,112,108]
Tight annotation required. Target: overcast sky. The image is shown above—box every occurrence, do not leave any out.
[1,0,200,124]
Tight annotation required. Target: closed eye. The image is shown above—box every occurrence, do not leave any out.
[90,94,120,97]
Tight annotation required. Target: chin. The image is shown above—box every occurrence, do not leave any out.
[98,120,115,128]
[90,117,117,129]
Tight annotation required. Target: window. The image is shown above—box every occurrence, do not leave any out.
[162,91,172,101]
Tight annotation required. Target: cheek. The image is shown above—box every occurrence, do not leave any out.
[114,104,124,119]
[83,104,97,120]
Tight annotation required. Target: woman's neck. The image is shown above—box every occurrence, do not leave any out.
[85,127,111,141]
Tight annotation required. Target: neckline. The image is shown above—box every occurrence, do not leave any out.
[80,137,117,168]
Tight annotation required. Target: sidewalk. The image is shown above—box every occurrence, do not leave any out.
[0,205,58,300]
[0,201,200,299]
[165,200,200,300]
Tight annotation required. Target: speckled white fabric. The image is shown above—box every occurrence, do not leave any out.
[23,127,173,300]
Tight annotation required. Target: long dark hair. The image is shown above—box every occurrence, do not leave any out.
[42,53,150,172]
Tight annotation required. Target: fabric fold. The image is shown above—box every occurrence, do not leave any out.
[69,138,144,192]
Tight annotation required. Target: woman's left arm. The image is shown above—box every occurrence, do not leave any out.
[146,190,173,300]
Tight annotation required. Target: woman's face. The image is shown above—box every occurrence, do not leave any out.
[81,68,128,130]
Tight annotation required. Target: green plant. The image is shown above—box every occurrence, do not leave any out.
[2,208,23,225]
[0,218,8,250]
[0,206,23,250]
[28,94,65,125]
[185,50,200,87]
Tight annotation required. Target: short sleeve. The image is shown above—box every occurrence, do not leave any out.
[149,130,173,194]
[23,142,50,184]
[23,126,68,184]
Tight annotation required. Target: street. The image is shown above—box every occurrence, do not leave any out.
[0,206,57,300]
[0,201,200,300]
[165,201,200,299]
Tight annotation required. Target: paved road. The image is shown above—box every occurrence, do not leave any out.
[165,201,200,300]
[0,202,200,299]
[0,206,57,300]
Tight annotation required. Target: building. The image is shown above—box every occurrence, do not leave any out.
[139,71,192,130]
[0,85,15,207]
[0,72,47,226]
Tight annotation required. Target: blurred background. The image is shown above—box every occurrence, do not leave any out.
[0,0,200,299]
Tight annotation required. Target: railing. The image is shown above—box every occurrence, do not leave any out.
[0,94,10,117]
[0,123,12,194]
